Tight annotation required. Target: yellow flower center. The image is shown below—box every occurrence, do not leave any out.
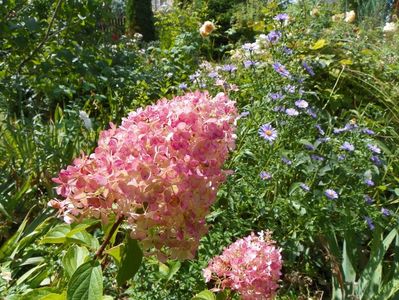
[265,129,273,136]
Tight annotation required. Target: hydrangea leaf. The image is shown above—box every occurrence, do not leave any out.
[67,260,103,300]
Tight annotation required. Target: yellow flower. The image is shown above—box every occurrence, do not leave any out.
[344,10,356,23]
[200,21,216,38]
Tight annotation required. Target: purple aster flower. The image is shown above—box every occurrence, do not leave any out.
[300,183,310,191]
[367,144,381,154]
[243,60,256,68]
[273,106,285,112]
[305,144,315,151]
[208,71,219,78]
[381,208,391,217]
[341,141,355,151]
[179,83,188,90]
[281,156,292,165]
[344,123,358,130]
[222,64,237,73]
[311,154,324,161]
[362,128,375,135]
[302,61,315,76]
[285,108,299,116]
[260,171,272,180]
[317,137,331,143]
[269,92,284,101]
[364,179,375,186]
[364,216,375,230]
[315,124,325,136]
[189,72,200,82]
[338,154,346,161]
[325,189,339,200]
[333,127,348,134]
[283,46,293,55]
[295,99,309,109]
[364,195,373,204]
[274,13,289,21]
[306,108,317,118]
[297,78,305,84]
[242,42,259,52]
[267,30,282,43]
[370,155,382,166]
[284,84,296,93]
[273,62,291,78]
[240,111,250,118]
[258,123,278,143]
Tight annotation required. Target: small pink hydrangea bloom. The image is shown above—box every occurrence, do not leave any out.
[203,231,282,299]
[49,91,238,260]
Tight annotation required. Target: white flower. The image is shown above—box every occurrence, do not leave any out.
[383,22,398,35]
[200,21,216,38]
[79,111,92,130]
[345,10,356,23]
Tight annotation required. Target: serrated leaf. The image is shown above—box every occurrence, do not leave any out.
[192,290,216,300]
[310,39,327,50]
[116,238,143,286]
[66,230,99,250]
[67,261,103,300]
[40,224,70,244]
[62,245,90,278]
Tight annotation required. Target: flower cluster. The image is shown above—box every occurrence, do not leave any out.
[49,91,238,260]
[203,232,282,299]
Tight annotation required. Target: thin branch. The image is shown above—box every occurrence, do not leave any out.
[18,0,63,72]
[95,215,124,260]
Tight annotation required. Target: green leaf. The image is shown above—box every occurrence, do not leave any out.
[116,238,143,286]
[192,290,216,300]
[0,211,30,261]
[40,224,70,244]
[342,239,356,284]
[358,227,398,298]
[62,245,90,278]
[104,244,122,266]
[166,260,181,282]
[66,230,99,250]
[16,264,46,286]
[67,261,103,300]
[40,292,66,300]
[310,39,327,50]
[20,288,62,300]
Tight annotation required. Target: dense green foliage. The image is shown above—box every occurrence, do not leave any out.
[126,0,156,41]
[1,0,399,299]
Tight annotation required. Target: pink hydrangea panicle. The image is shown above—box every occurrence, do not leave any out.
[203,231,282,299]
[49,91,238,260]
